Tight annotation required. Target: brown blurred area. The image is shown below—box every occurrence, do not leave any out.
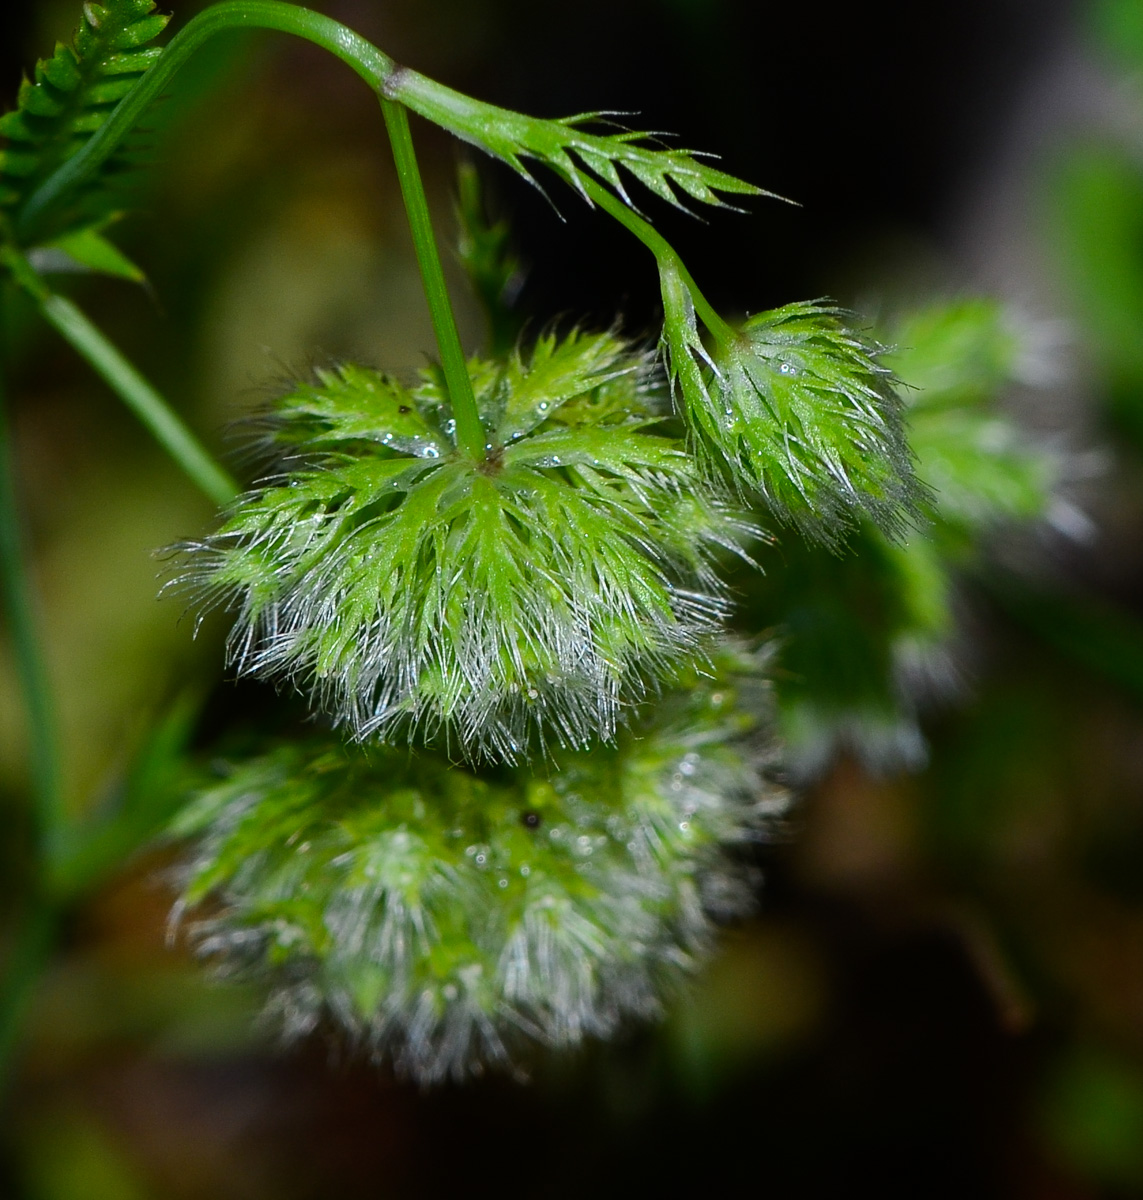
[8,0,1143,1196]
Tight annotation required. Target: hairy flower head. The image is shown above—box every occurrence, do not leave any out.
[174,330,756,760]
[169,646,786,1085]
[660,261,925,546]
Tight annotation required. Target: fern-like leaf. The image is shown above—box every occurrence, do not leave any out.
[393,69,770,214]
[0,0,170,246]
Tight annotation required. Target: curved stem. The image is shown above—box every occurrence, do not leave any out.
[3,248,237,506]
[0,905,57,1091]
[381,100,483,459]
[41,296,239,507]
[0,297,64,853]
[18,2,480,456]
[16,2,397,244]
[577,175,737,344]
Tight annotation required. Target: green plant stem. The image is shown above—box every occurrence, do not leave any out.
[0,307,64,851]
[16,2,397,244]
[3,245,237,506]
[577,175,737,344]
[19,2,481,457]
[0,298,64,1094]
[40,295,239,507]
[0,905,57,1090]
[381,99,484,459]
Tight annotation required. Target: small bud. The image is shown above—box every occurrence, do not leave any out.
[660,261,925,547]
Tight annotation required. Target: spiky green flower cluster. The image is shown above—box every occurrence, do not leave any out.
[176,330,756,760]
[754,299,1066,777]
[659,263,924,546]
[170,648,786,1084]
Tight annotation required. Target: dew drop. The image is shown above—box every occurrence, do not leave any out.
[537,400,550,412]
[526,687,539,700]
[465,845,478,856]
[424,445,441,458]
[520,865,531,877]
[779,361,798,376]
[679,821,691,832]
[498,877,509,888]
[444,418,457,436]
[475,852,487,866]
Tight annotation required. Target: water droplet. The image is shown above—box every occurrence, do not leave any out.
[475,852,487,866]
[779,361,798,376]
[381,433,393,444]
[679,821,691,832]
[520,865,531,877]
[678,760,696,776]
[444,418,457,436]
[424,445,441,458]
[498,877,509,888]
[527,687,539,700]
[465,845,478,856]
[537,400,550,412]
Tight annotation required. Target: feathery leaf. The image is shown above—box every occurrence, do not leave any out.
[394,69,770,215]
[0,0,169,246]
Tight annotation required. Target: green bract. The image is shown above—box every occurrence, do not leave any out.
[176,330,757,760]
[391,70,768,214]
[169,648,786,1084]
[660,261,924,546]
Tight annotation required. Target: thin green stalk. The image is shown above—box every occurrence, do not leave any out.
[0,305,64,849]
[3,248,236,506]
[577,175,736,344]
[0,905,57,1090]
[0,297,63,1093]
[381,99,484,459]
[19,1,480,457]
[39,295,238,507]
[17,2,397,244]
